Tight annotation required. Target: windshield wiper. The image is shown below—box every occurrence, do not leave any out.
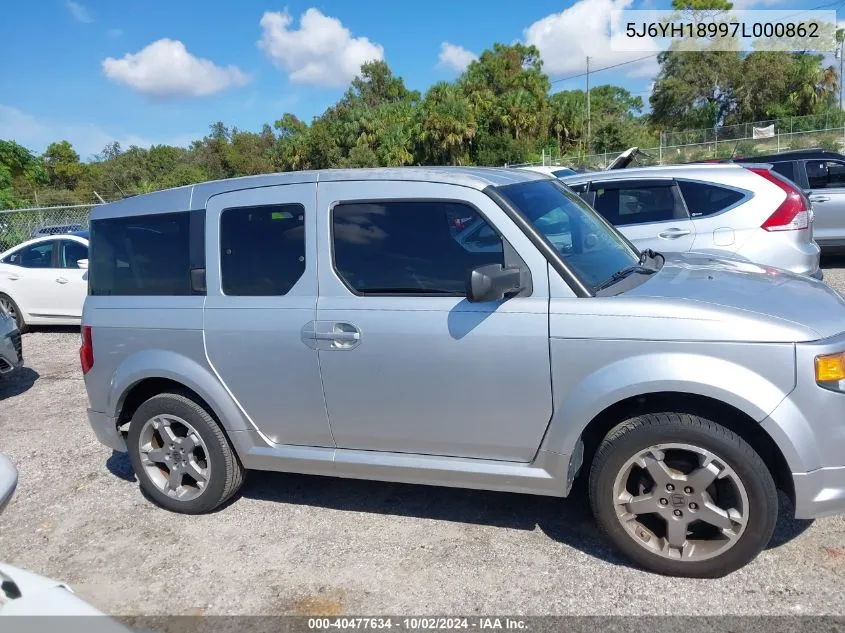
[593,264,656,293]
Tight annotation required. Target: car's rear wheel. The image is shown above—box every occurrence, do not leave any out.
[126,393,245,514]
[588,412,778,578]
[0,293,27,333]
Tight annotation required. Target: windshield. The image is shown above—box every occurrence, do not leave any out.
[495,179,640,291]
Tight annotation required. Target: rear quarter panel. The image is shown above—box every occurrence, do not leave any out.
[82,296,251,434]
[685,170,785,255]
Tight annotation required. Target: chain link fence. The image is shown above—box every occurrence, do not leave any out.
[0,204,100,252]
[514,113,845,172]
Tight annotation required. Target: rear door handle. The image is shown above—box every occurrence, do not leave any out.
[7,274,19,281]
[810,195,830,203]
[56,277,68,284]
[301,321,362,350]
[313,331,360,342]
[658,228,691,239]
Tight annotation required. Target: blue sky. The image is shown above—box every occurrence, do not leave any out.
[0,0,830,159]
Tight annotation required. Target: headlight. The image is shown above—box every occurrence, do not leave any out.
[815,351,845,391]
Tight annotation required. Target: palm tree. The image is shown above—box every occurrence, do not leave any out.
[420,83,478,165]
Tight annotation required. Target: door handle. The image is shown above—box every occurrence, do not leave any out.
[55,277,68,284]
[810,195,830,203]
[658,228,691,239]
[313,331,360,342]
[7,274,19,281]
[301,322,362,350]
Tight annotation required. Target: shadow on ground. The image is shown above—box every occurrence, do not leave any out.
[0,367,39,400]
[104,451,815,571]
[106,451,136,482]
[27,325,81,335]
[821,253,845,269]
[237,471,812,568]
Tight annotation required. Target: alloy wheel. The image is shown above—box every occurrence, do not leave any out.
[137,414,211,501]
[612,442,749,562]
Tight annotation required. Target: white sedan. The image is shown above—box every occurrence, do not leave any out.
[0,231,88,332]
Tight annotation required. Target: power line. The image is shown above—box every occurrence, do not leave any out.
[551,55,657,84]
[550,0,845,86]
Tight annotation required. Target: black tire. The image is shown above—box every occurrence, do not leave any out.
[127,392,245,514]
[0,293,28,333]
[588,412,778,578]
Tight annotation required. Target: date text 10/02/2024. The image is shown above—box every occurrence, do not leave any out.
[307,617,529,630]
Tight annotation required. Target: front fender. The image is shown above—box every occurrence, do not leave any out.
[107,349,251,433]
[541,342,796,458]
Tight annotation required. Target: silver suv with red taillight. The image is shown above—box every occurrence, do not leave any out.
[562,163,821,279]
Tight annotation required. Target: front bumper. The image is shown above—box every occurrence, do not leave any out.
[761,330,845,519]
[793,466,845,519]
[87,409,126,452]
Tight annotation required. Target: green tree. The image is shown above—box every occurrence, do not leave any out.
[43,140,84,190]
[460,43,550,164]
[420,82,477,165]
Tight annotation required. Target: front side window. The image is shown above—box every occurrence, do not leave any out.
[89,212,191,296]
[220,204,305,296]
[332,201,504,295]
[495,179,639,291]
[59,239,88,269]
[806,160,845,189]
[7,241,55,268]
[677,181,746,217]
[592,184,687,226]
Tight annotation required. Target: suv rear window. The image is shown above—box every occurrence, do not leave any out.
[89,212,191,296]
[592,184,687,226]
[220,204,305,296]
[677,181,745,217]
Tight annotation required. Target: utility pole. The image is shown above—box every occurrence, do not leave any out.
[585,56,591,154]
[837,29,845,111]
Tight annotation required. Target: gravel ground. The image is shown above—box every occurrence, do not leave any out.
[2,262,845,617]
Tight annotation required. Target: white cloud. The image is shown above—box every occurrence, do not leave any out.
[437,42,477,73]
[0,104,199,159]
[102,39,251,98]
[257,8,384,87]
[524,0,660,80]
[66,1,93,23]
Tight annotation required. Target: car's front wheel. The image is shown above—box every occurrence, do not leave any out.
[126,392,245,514]
[589,412,778,578]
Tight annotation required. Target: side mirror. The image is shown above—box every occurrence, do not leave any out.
[77,259,88,270]
[0,453,18,515]
[466,264,524,303]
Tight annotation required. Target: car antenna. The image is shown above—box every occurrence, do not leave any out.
[728,137,742,161]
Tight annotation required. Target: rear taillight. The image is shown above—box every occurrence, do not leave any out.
[80,325,93,374]
[747,167,809,232]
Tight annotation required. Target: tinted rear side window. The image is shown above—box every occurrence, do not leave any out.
[592,184,687,226]
[89,212,191,296]
[771,162,796,183]
[677,181,746,217]
[220,204,305,296]
[332,201,504,295]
